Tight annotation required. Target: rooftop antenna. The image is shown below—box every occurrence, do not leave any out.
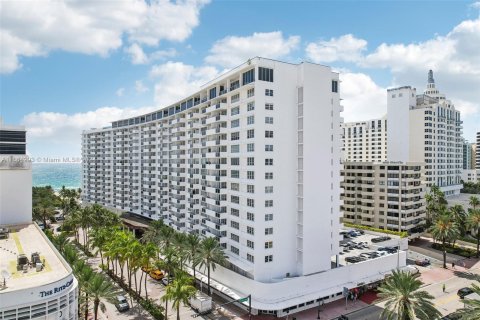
[1,269,11,288]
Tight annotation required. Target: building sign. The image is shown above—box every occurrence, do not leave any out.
[39,279,74,297]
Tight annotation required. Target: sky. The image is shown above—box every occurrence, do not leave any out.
[1,0,479,159]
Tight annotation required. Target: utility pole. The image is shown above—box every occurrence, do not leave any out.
[248,294,252,320]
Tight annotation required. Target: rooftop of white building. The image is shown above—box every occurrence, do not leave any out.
[0,223,70,293]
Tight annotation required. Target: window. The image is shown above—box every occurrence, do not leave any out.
[265,103,274,110]
[247,239,255,248]
[209,87,217,99]
[265,159,273,166]
[332,80,338,93]
[247,185,255,193]
[265,213,273,221]
[258,67,274,82]
[265,186,273,193]
[265,241,273,249]
[231,144,240,153]
[265,117,273,124]
[231,233,239,242]
[231,208,239,216]
[247,171,255,179]
[265,130,274,138]
[242,69,255,85]
[247,102,255,111]
[247,212,255,221]
[265,172,273,179]
[231,183,239,191]
[247,254,254,262]
[231,157,240,165]
[247,198,255,207]
[231,246,239,255]
[265,144,273,152]
[231,119,240,128]
[231,195,239,204]
[247,88,254,98]
[231,106,240,116]
[247,143,255,152]
[247,129,255,139]
[231,170,239,178]
[231,132,240,141]
[265,227,273,235]
[247,115,255,124]
[247,157,255,166]
[265,200,273,207]
[231,94,240,103]
[265,255,273,263]
[265,89,274,96]
[231,221,239,229]
[247,226,255,235]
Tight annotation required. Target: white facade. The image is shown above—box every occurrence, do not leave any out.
[83,58,342,281]
[462,169,479,183]
[387,71,463,196]
[81,58,408,314]
[341,116,387,162]
[0,120,32,226]
[477,132,480,169]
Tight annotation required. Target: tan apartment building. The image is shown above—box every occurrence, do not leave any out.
[341,162,426,237]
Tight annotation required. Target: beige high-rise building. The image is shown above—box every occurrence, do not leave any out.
[341,162,426,236]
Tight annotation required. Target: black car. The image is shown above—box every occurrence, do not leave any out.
[371,236,391,243]
[457,287,474,299]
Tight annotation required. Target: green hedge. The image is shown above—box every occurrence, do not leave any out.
[343,222,408,238]
[431,243,476,258]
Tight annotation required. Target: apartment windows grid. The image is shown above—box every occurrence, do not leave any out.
[265,213,273,221]
[247,157,255,165]
[258,67,274,82]
[231,233,239,242]
[247,115,255,125]
[265,117,274,124]
[247,102,255,111]
[231,183,239,191]
[231,246,239,255]
[247,226,255,235]
[247,143,254,152]
[247,88,254,98]
[265,103,274,110]
[265,172,273,179]
[231,106,240,115]
[242,69,255,85]
[265,200,273,207]
[265,144,273,151]
[231,195,240,204]
[231,119,240,128]
[231,208,239,217]
[265,227,273,235]
[247,253,254,262]
[265,241,273,248]
[231,144,240,153]
[231,170,239,178]
[247,129,255,139]
[247,239,255,248]
[231,132,240,141]
[265,255,273,263]
[231,158,240,166]
[247,171,255,179]
[265,131,274,138]
[265,89,274,96]
[247,198,255,207]
[247,212,255,221]
[231,221,239,229]
[265,159,273,166]
[265,186,273,193]
[247,185,255,193]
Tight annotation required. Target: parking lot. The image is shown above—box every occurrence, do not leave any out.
[336,229,402,266]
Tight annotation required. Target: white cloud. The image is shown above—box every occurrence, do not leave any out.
[116,88,125,97]
[471,1,480,9]
[1,0,208,73]
[340,73,387,122]
[125,43,177,64]
[23,106,158,157]
[125,43,149,65]
[150,61,219,106]
[135,80,149,93]
[205,31,300,68]
[306,34,367,63]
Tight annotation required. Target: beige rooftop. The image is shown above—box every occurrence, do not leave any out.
[0,224,69,293]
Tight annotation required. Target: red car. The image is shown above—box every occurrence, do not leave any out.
[415,259,430,266]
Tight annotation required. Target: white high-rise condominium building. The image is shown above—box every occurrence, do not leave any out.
[83,58,407,315]
[463,139,473,170]
[387,70,463,196]
[341,116,387,162]
[477,132,480,169]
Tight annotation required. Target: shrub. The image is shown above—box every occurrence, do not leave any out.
[431,243,476,258]
[344,223,408,238]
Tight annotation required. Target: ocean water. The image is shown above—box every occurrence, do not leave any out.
[32,163,82,190]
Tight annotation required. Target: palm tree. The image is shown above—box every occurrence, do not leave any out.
[450,204,467,245]
[86,274,118,320]
[379,270,441,320]
[457,282,480,319]
[52,232,71,253]
[185,233,201,281]
[470,196,480,211]
[430,212,460,268]
[197,237,227,296]
[33,205,55,229]
[467,209,480,258]
[162,272,197,320]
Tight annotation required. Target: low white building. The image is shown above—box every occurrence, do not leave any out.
[0,120,78,320]
[462,169,479,183]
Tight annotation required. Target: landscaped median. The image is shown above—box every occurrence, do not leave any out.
[343,222,408,238]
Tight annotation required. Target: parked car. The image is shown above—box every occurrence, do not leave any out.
[371,236,391,243]
[415,259,430,266]
[115,295,130,312]
[161,276,174,286]
[337,315,349,320]
[149,269,164,280]
[457,287,474,299]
